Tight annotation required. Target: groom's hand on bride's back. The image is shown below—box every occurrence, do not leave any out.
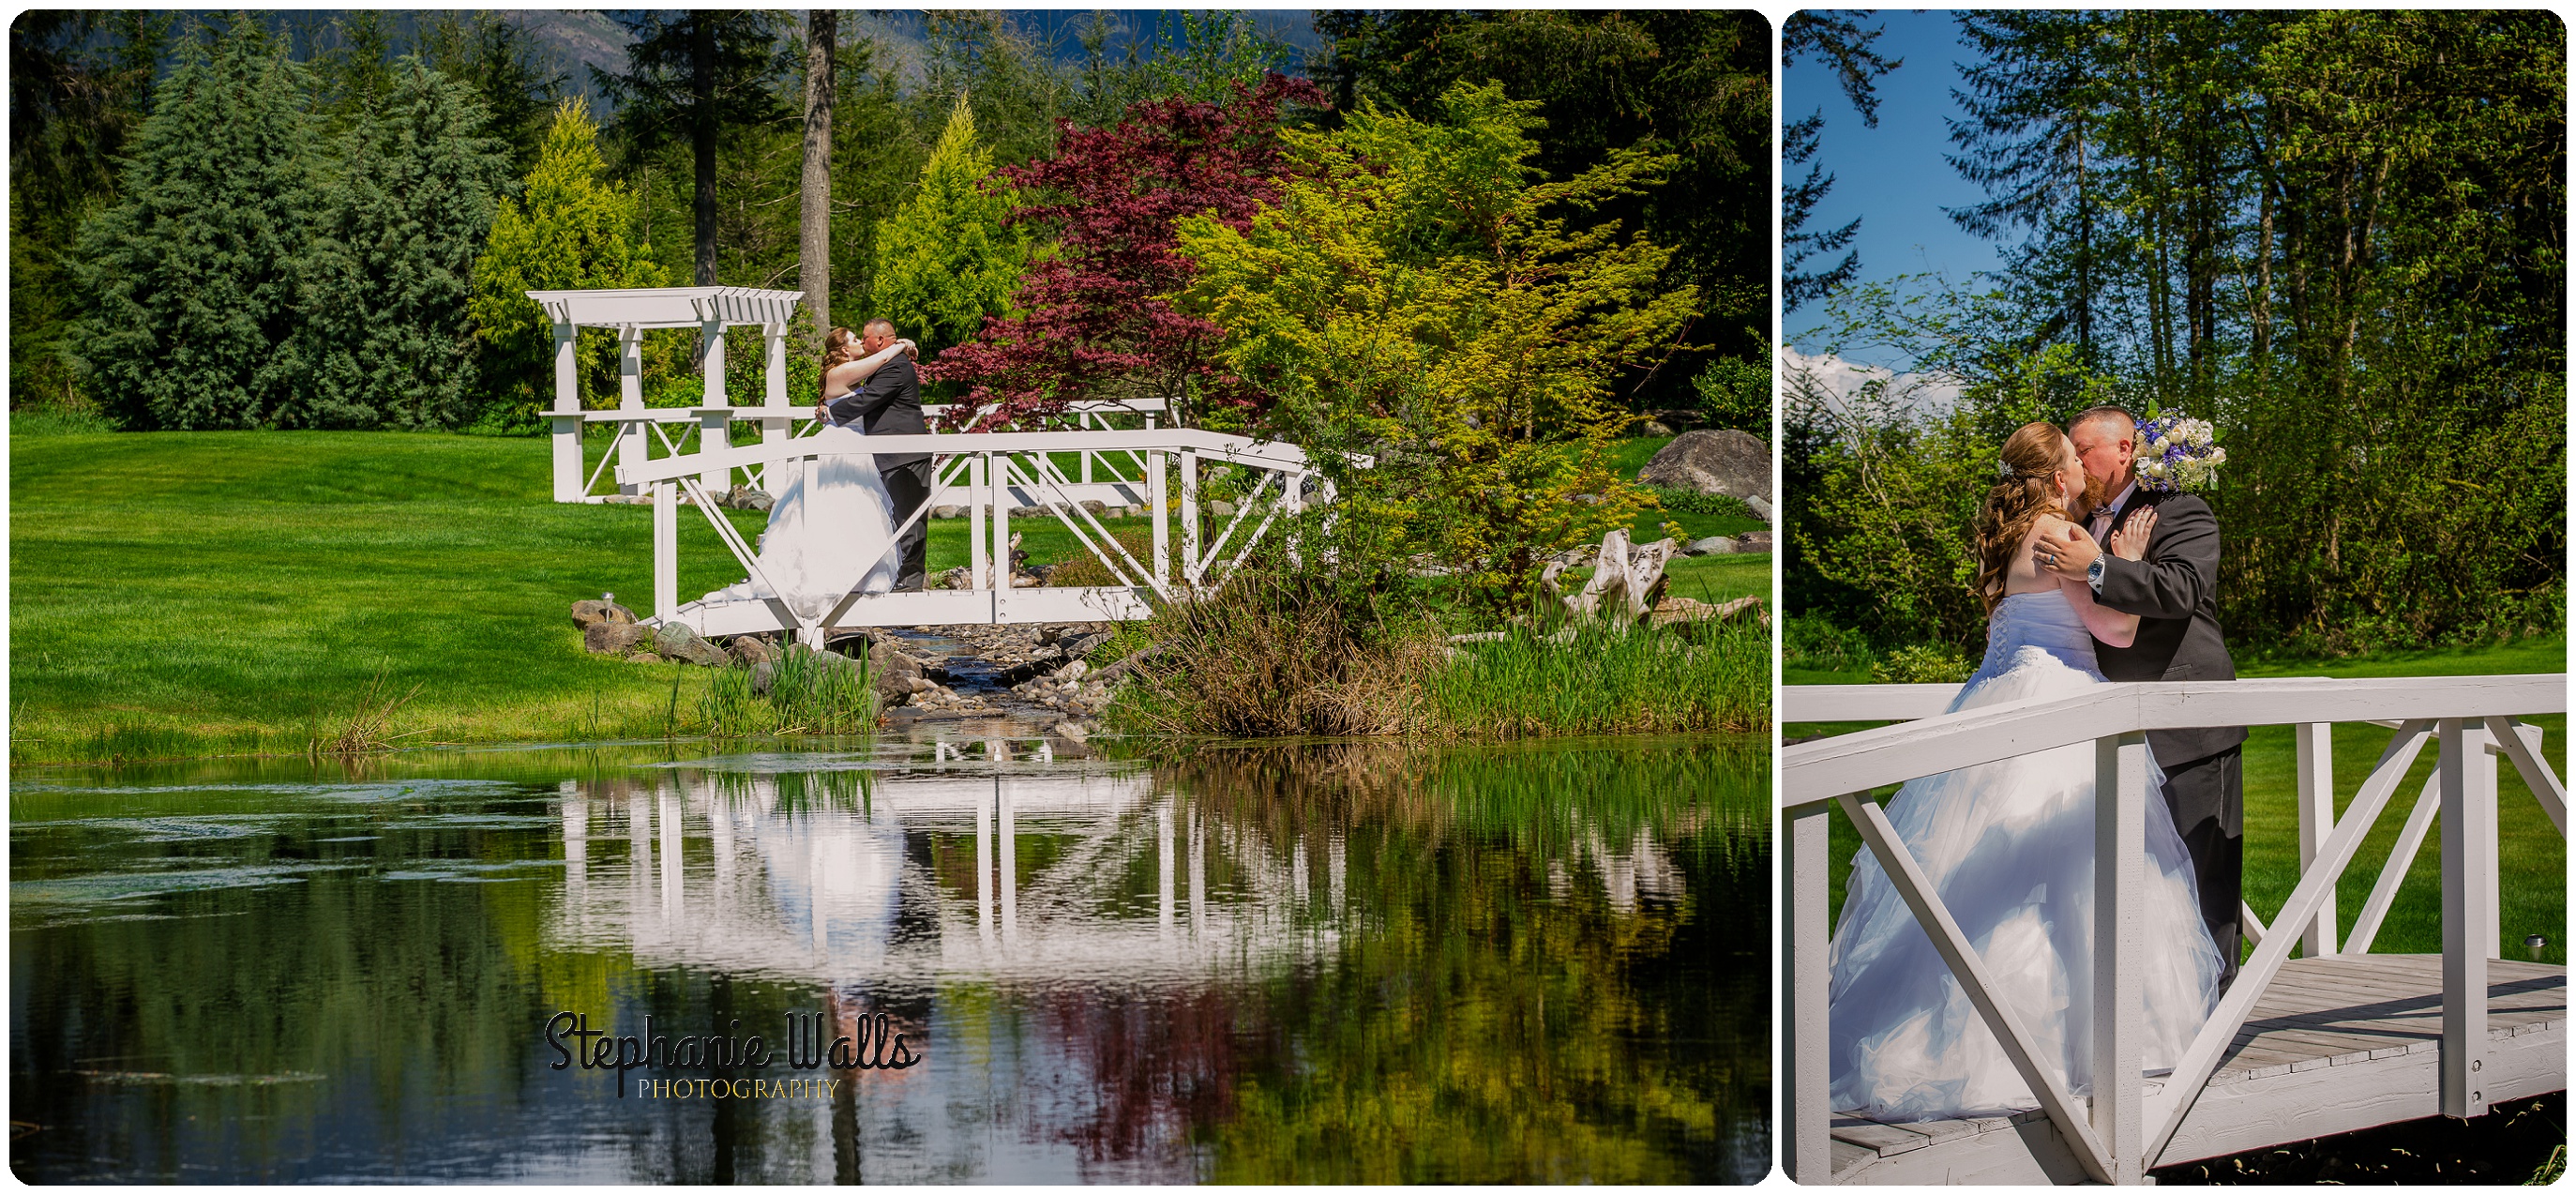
[2034,522,2101,582]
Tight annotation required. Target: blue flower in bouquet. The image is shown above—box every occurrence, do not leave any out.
[2132,412,2224,493]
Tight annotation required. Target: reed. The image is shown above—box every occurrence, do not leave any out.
[696,645,876,737]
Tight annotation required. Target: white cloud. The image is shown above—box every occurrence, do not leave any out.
[1779,346,1963,416]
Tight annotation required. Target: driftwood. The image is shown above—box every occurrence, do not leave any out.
[1539,528,1679,625]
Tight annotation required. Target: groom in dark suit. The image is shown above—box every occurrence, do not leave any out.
[2036,405,2247,986]
[824,318,931,591]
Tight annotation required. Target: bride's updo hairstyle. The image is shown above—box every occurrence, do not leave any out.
[821,325,864,370]
[1973,421,2074,612]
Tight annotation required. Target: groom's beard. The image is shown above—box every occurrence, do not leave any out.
[2081,472,2109,515]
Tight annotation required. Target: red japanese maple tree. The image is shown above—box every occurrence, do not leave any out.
[925,72,1326,430]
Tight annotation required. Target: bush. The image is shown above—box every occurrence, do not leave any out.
[1784,613,1877,675]
[1869,643,1974,685]
[1692,351,1770,433]
[1643,484,1757,522]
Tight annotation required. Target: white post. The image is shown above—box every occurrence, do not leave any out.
[1180,448,1201,587]
[700,317,727,405]
[761,320,791,449]
[1783,800,1832,1184]
[2095,732,2147,1183]
[2296,722,2339,957]
[697,406,730,493]
[2440,718,2491,1119]
[2472,722,2501,960]
[550,322,583,502]
[1150,449,1170,587]
[993,457,1013,586]
[616,325,646,495]
[970,454,990,590]
[653,480,678,624]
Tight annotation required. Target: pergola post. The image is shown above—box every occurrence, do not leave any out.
[762,321,791,446]
[549,321,583,502]
[616,325,646,496]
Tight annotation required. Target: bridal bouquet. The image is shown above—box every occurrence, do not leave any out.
[2133,412,2225,492]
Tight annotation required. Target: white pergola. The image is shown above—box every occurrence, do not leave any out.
[530,286,806,501]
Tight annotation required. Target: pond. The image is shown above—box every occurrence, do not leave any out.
[11,732,1770,1183]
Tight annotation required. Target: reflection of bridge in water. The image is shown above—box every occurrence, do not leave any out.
[550,742,1691,990]
[551,743,1356,991]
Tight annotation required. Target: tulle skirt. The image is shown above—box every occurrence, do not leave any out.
[1827,594,2222,1121]
[701,422,899,623]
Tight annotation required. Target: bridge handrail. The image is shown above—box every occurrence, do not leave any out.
[1781,673,2568,1186]
[614,427,1322,487]
[1782,674,2565,809]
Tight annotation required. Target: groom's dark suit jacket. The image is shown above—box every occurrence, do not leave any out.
[2089,487,2245,767]
[825,355,928,468]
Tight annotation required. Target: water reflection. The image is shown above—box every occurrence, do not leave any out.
[12,735,1768,1183]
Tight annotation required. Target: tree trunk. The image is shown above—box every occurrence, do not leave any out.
[690,12,717,291]
[800,10,835,352]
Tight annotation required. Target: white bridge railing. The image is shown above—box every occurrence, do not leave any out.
[614,427,1333,638]
[1779,674,2568,1184]
[554,398,1173,508]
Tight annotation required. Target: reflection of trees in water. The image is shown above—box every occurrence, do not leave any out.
[1152,739,1771,1183]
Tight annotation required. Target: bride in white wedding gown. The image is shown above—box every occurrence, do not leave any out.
[700,327,911,623]
[1828,421,2223,1123]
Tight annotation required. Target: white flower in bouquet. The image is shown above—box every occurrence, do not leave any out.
[2132,411,2223,493]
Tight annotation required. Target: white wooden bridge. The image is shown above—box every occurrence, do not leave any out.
[1781,674,2568,1184]
[529,286,1332,639]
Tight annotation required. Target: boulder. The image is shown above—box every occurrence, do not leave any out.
[1737,531,1773,552]
[728,636,776,666]
[585,621,653,655]
[932,505,964,520]
[1636,429,1771,501]
[653,623,728,667]
[1079,499,1109,517]
[1210,500,1237,519]
[1641,419,1676,437]
[571,598,638,628]
[626,650,661,664]
[749,660,776,695]
[1684,536,1738,556]
[1745,494,1774,522]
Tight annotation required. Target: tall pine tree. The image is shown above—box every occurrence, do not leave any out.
[869,96,1039,357]
[468,99,670,430]
[290,60,513,430]
[70,21,321,429]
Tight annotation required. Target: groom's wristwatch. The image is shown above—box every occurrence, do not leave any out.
[2086,554,2109,592]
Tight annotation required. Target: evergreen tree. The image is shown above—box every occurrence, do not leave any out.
[467,99,670,430]
[68,22,322,430]
[591,11,793,289]
[869,97,1040,358]
[10,11,172,413]
[1780,10,1899,313]
[290,60,513,430]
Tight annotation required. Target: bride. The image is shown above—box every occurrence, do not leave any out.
[1828,421,2223,1122]
[702,327,912,623]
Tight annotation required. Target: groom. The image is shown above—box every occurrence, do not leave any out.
[2035,406,2247,986]
[823,318,931,591]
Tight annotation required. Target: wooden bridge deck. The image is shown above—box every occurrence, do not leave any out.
[1827,955,2567,1184]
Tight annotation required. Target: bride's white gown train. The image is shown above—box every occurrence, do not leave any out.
[1829,589,2222,1122]
[700,421,900,623]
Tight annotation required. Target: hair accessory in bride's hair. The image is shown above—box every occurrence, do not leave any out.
[2132,411,2225,493]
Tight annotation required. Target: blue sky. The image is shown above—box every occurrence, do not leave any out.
[1783,9,2011,355]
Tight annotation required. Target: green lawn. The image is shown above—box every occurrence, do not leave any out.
[12,429,1765,762]
[1786,638,2567,965]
